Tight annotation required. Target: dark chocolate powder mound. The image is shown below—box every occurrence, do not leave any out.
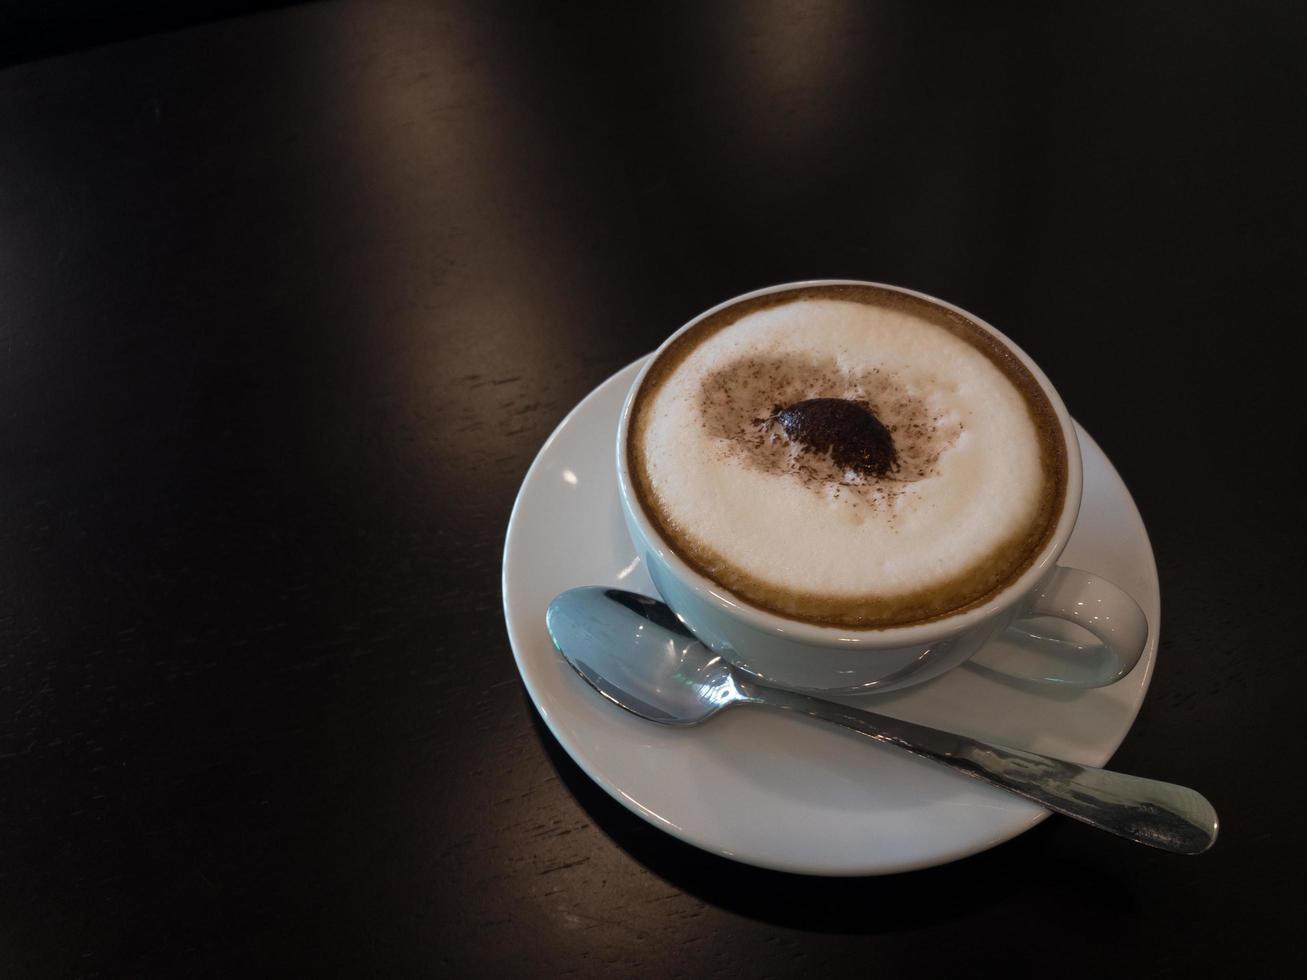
[771,398,899,478]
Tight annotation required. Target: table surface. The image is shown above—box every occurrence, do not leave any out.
[1,2,1302,976]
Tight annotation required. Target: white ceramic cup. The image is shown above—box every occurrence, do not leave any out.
[616,280,1148,695]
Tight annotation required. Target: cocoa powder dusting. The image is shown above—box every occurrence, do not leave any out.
[697,353,960,506]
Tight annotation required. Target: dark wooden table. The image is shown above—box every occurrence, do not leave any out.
[2,2,1302,975]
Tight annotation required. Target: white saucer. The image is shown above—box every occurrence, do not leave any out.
[502,358,1158,876]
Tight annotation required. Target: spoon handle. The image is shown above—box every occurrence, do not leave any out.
[741,683,1218,854]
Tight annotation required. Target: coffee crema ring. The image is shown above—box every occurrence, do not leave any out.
[627,284,1069,628]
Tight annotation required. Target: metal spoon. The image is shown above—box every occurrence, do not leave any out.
[546,587,1218,855]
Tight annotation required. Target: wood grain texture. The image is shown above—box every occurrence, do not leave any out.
[0,1,1301,976]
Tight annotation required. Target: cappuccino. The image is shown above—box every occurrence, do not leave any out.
[627,284,1067,629]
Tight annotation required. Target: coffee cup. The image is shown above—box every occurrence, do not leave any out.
[616,280,1147,695]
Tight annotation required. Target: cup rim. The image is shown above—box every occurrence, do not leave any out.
[616,279,1085,649]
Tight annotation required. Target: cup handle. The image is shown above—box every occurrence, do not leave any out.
[968,566,1149,688]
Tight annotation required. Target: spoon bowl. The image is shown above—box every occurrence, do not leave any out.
[546,587,741,725]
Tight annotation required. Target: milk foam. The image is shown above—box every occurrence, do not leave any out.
[636,297,1050,604]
